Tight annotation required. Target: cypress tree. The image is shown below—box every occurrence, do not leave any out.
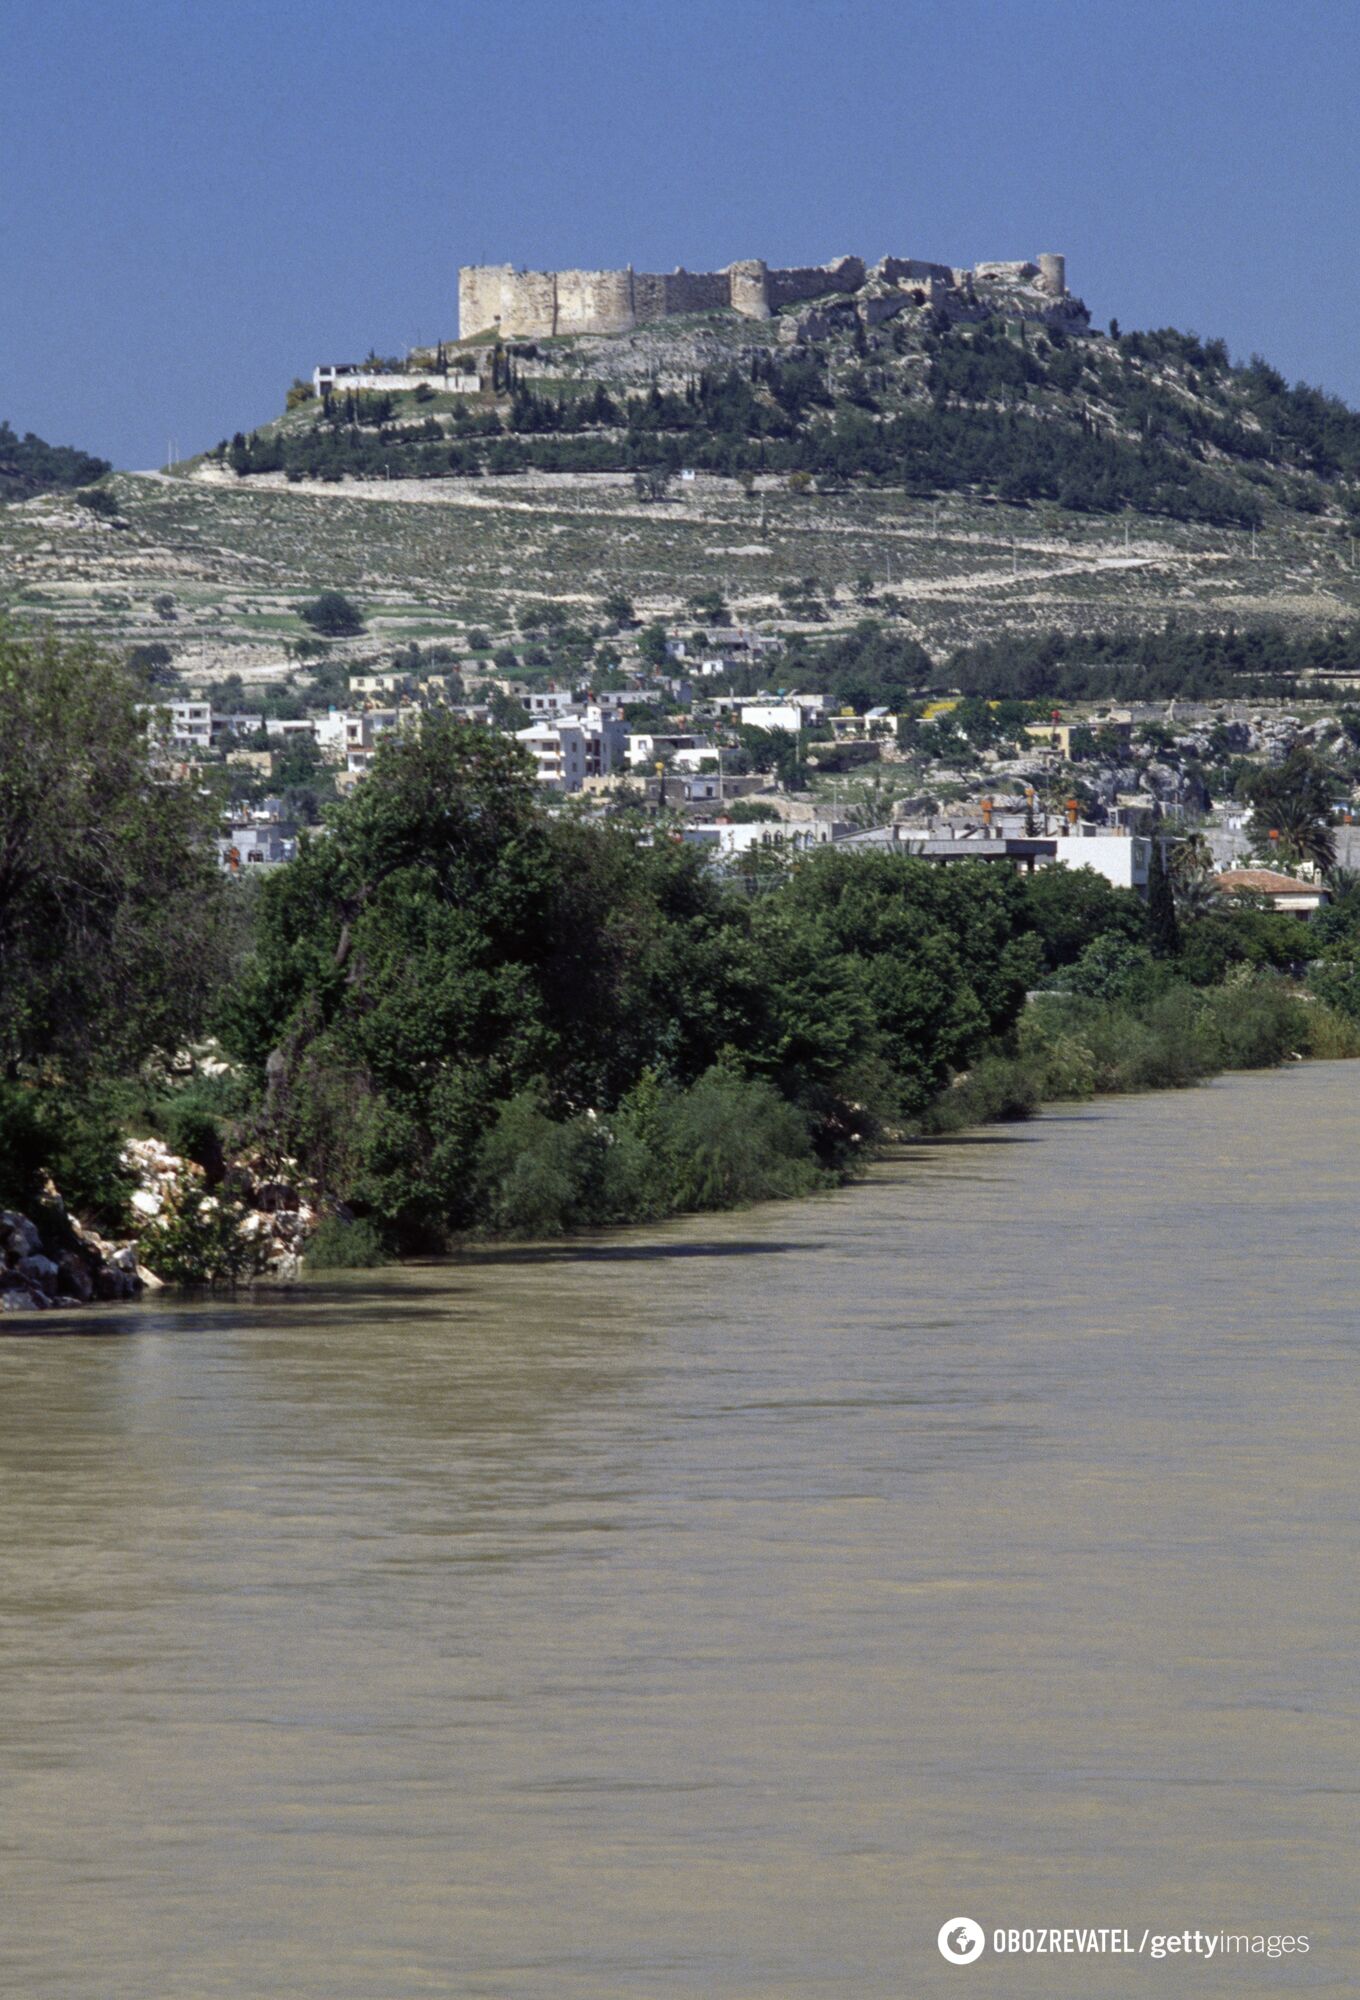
[1147,837,1181,958]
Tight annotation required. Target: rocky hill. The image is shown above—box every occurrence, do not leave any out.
[5,305,1360,686]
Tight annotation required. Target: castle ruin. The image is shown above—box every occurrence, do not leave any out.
[458,252,1071,341]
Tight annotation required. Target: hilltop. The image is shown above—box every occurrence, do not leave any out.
[0,420,110,503]
[5,296,1360,687]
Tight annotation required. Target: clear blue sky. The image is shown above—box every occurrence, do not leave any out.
[5,0,1359,470]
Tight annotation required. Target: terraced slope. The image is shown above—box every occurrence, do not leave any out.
[6,310,1360,681]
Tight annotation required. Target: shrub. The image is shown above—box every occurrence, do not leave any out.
[74,484,120,518]
[138,1176,260,1287]
[298,590,364,637]
[1076,1001,1198,1092]
[1016,1005,1098,1100]
[1298,999,1360,1059]
[476,1090,608,1237]
[1062,932,1159,1002]
[923,1054,1043,1133]
[156,1099,225,1181]
[305,1214,390,1269]
[0,1082,52,1210]
[0,1080,134,1224]
[1307,957,1360,1020]
[1201,972,1308,1070]
[659,1066,822,1211]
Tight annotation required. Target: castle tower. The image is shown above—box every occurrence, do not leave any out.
[1037,253,1066,297]
[727,258,771,320]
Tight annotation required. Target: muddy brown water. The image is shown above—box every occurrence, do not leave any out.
[1,1067,1357,1996]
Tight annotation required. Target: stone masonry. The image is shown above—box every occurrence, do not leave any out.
[457,252,1070,341]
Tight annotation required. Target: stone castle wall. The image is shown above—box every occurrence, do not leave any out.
[765,255,865,311]
[457,252,1068,340]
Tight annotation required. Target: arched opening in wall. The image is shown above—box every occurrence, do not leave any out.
[911,289,925,305]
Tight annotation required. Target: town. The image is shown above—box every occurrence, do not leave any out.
[141,596,1358,919]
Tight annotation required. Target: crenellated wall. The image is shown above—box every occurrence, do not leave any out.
[456,251,1069,340]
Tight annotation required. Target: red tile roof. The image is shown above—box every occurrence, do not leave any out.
[1214,868,1322,895]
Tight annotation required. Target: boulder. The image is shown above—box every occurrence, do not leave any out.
[0,1274,48,1312]
[15,1254,60,1296]
[57,1252,95,1303]
[1,1210,42,1258]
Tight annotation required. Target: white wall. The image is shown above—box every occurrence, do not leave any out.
[1045,834,1151,893]
[312,368,478,396]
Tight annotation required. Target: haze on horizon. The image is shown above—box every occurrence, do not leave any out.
[6,0,1360,472]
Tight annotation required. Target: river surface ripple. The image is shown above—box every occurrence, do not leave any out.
[1,1066,1357,1997]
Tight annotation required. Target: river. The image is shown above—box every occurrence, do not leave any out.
[1,1066,1356,1996]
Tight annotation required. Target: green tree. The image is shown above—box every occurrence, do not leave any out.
[219,719,604,1239]
[601,590,635,628]
[1146,838,1181,958]
[489,687,531,730]
[1021,865,1147,971]
[299,590,365,638]
[637,622,670,669]
[0,631,229,1080]
[1241,747,1338,872]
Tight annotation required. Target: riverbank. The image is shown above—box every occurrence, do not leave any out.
[7,972,1356,1315]
[920,975,1360,1135]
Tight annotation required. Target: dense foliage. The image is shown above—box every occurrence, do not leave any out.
[0,633,234,1224]
[944,622,1360,703]
[218,718,1044,1244]
[211,720,1360,1251]
[215,314,1360,534]
[0,633,229,1079]
[5,639,1360,1265]
[0,420,111,502]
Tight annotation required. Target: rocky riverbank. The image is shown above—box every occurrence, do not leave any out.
[1,1137,318,1318]
[0,1197,150,1314]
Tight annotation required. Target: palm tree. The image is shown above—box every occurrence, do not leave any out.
[1243,748,1339,874]
[1169,831,1218,916]
[1175,870,1220,919]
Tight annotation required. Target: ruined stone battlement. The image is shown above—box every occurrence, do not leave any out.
[457,251,1070,340]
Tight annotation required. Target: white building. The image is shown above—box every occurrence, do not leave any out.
[143,700,212,750]
[682,819,847,855]
[344,707,415,776]
[312,364,479,397]
[1047,830,1152,894]
[525,688,582,719]
[313,711,349,758]
[627,731,711,770]
[739,695,826,733]
[517,722,589,792]
[516,713,630,792]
